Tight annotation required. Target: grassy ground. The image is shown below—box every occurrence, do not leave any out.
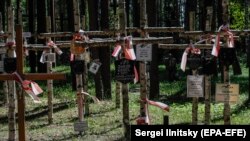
[0,64,249,141]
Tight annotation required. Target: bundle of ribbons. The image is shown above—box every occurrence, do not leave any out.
[70,30,89,61]
[112,36,138,83]
[40,39,63,63]
[5,39,16,57]
[212,24,234,57]
[13,72,43,103]
[180,44,201,72]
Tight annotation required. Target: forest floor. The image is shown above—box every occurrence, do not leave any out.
[0,64,250,141]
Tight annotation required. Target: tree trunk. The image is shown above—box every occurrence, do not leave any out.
[126,0,130,27]
[184,0,197,30]
[67,0,77,91]
[100,0,111,99]
[132,0,140,28]
[0,0,5,31]
[88,0,104,100]
[37,0,47,73]
[147,0,159,99]
[28,0,36,73]
[7,6,16,141]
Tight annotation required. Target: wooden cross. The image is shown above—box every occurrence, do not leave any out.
[160,1,250,125]
[37,1,181,140]
[0,25,65,141]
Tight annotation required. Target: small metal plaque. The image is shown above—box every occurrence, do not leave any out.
[89,61,101,74]
[74,121,88,132]
[215,83,239,104]
[4,58,16,73]
[136,44,152,61]
[0,61,4,72]
[187,75,204,97]
[43,53,56,62]
[23,32,31,38]
[115,59,135,84]
[0,48,6,54]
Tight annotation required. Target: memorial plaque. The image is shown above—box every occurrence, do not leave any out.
[73,60,84,74]
[115,59,135,84]
[136,44,152,61]
[0,48,6,54]
[74,121,88,132]
[89,61,101,74]
[4,58,16,73]
[0,61,3,72]
[187,75,204,97]
[215,83,239,104]
[22,32,31,38]
[43,53,56,62]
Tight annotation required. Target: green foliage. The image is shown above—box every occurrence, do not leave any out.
[229,1,245,29]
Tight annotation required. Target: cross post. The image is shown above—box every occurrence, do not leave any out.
[0,25,65,141]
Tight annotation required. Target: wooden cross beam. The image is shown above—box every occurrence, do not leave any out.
[38,27,184,38]
[73,37,173,47]
[179,31,240,39]
[0,33,10,38]
[159,44,214,50]
[0,25,65,141]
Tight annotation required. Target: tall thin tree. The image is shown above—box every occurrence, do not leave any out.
[88,0,104,99]
[100,0,112,99]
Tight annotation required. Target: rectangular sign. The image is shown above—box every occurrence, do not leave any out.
[74,121,88,132]
[0,48,6,54]
[136,44,152,61]
[23,32,31,38]
[115,59,135,84]
[89,61,101,74]
[187,75,204,97]
[43,53,56,62]
[0,61,4,72]
[215,83,239,104]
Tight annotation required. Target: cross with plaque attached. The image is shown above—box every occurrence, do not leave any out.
[0,25,65,141]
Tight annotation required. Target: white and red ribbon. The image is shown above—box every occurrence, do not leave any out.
[124,36,136,60]
[134,66,139,84]
[13,72,43,103]
[112,36,136,60]
[180,45,201,72]
[47,40,63,55]
[212,24,234,57]
[81,91,100,103]
[144,98,170,112]
[5,39,16,57]
[112,44,122,57]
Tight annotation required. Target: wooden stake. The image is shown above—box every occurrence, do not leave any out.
[139,0,149,124]
[116,82,121,108]
[7,6,16,141]
[46,16,54,124]
[192,70,198,125]
[73,0,85,131]
[222,0,231,125]
[3,81,8,105]
[119,0,130,140]
[122,83,130,140]
[204,7,213,125]
[0,12,3,32]
[189,11,198,125]
[204,75,211,125]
